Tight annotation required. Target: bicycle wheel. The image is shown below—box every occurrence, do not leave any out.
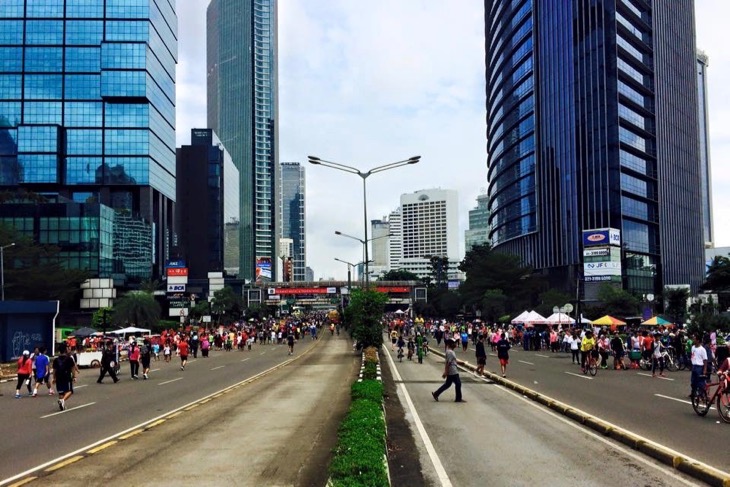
[692,389,711,416]
[589,360,598,376]
[717,391,730,423]
[665,357,678,372]
[640,359,651,371]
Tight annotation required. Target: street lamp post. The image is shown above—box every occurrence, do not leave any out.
[309,155,420,288]
[1,242,15,301]
[334,257,354,295]
[334,231,392,281]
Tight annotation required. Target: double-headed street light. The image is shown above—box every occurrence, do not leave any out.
[309,155,421,288]
[1,242,15,301]
[335,231,393,282]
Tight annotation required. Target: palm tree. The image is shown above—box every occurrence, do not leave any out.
[112,291,161,328]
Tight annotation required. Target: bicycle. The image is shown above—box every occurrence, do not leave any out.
[692,373,730,423]
[397,347,404,363]
[583,351,598,376]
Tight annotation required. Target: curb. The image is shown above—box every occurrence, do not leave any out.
[429,348,730,487]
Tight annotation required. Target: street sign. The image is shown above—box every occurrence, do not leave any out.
[167,284,186,293]
[167,267,188,277]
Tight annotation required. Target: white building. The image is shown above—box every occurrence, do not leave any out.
[397,189,460,281]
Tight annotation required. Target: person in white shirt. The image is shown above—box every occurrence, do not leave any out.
[690,335,708,398]
[569,332,580,364]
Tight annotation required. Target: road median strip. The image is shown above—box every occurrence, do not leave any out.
[430,348,730,487]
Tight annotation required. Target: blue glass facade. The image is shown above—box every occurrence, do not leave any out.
[486,0,704,294]
[207,0,279,281]
[280,162,306,281]
[0,0,178,282]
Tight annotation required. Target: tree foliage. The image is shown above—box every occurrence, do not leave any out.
[663,286,690,325]
[481,289,508,323]
[535,288,573,318]
[594,284,640,318]
[344,289,388,348]
[458,243,543,314]
[702,255,730,311]
[111,291,161,327]
[379,269,421,282]
[0,223,89,307]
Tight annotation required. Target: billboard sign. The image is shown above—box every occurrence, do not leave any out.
[166,259,186,268]
[167,284,186,293]
[167,267,188,277]
[583,248,610,257]
[256,257,272,281]
[583,261,621,276]
[582,228,621,247]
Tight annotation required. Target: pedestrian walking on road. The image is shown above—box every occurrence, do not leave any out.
[287,332,295,355]
[97,341,119,384]
[52,343,75,411]
[432,339,466,403]
[497,333,511,378]
[32,346,54,396]
[178,338,189,370]
[15,350,33,398]
[140,339,152,379]
[475,334,487,377]
[128,341,140,379]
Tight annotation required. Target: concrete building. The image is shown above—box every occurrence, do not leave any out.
[397,189,460,281]
[465,192,490,252]
[175,129,240,280]
[207,0,279,282]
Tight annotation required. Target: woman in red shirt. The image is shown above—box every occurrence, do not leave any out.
[15,350,33,398]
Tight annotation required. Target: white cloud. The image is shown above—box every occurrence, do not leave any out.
[176,1,728,281]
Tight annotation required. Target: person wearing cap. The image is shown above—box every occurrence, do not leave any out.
[432,339,466,402]
[15,350,33,398]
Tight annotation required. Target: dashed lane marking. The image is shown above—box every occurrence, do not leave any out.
[211,366,225,371]
[535,354,550,358]
[638,373,675,381]
[564,371,593,380]
[240,358,250,362]
[86,441,117,454]
[158,378,183,386]
[41,402,96,419]
[44,456,83,473]
[518,360,534,366]
[655,393,716,410]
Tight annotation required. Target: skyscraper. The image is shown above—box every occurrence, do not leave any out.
[485,1,705,295]
[697,50,713,248]
[280,162,305,281]
[398,189,460,281]
[0,0,178,282]
[176,129,239,280]
[207,0,279,282]
[465,192,490,252]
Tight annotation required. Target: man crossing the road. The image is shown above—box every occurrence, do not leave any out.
[432,339,466,403]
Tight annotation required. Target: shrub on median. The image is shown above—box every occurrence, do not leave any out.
[329,380,387,487]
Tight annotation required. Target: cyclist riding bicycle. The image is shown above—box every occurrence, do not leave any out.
[580,330,596,374]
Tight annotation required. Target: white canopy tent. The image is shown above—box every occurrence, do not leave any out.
[543,312,575,325]
[510,310,530,324]
[110,326,151,336]
[524,310,547,326]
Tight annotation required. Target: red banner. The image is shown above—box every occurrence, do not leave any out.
[376,286,410,293]
[274,288,329,295]
[167,267,188,277]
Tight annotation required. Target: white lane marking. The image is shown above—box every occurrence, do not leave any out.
[211,366,225,371]
[151,368,160,372]
[655,393,716,410]
[74,385,88,389]
[492,387,700,487]
[260,352,266,355]
[1,359,302,487]
[383,346,452,487]
[158,378,183,386]
[240,358,250,362]
[536,354,550,358]
[564,371,593,380]
[518,360,534,366]
[637,373,674,381]
[41,402,96,419]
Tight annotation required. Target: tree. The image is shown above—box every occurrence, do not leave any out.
[111,291,161,327]
[535,289,573,318]
[379,269,421,281]
[596,284,639,318]
[344,289,388,348]
[458,243,543,315]
[481,289,507,323]
[91,307,113,333]
[663,286,690,325]
[427,256,449,288]
[211,286,243,323]
[429,288,461,319]
[702,255,730,310]
[0,223,89,307]
[139,279,161,293]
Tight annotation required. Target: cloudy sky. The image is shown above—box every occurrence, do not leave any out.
[175,1,728,281]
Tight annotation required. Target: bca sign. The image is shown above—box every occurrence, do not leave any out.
[167,284,186,293]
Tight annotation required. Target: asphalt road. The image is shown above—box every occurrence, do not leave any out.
[0,333,345,485]
[385,344,708,487]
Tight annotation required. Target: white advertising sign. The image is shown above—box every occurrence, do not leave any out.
[583,261,622,276]
[167,284,186,293]
[583,248,610,257]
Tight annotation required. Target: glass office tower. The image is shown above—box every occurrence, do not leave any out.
[207,0,279,282]
[486,0,705,295]
[0,0,178,282]
[280,162,305,281]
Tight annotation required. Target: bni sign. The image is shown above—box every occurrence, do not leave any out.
[167,284,186,293]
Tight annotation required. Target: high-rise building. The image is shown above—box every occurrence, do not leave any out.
[465,192,490,252]
[0,0,178,283]
[175,129,239,280]
[697,51,713,249]
[485,1,705,295]
[398,189,460,281]
[305,266,314,282]
[280,162,305,281]
[207,0,279,282]
[387,208,402,271]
